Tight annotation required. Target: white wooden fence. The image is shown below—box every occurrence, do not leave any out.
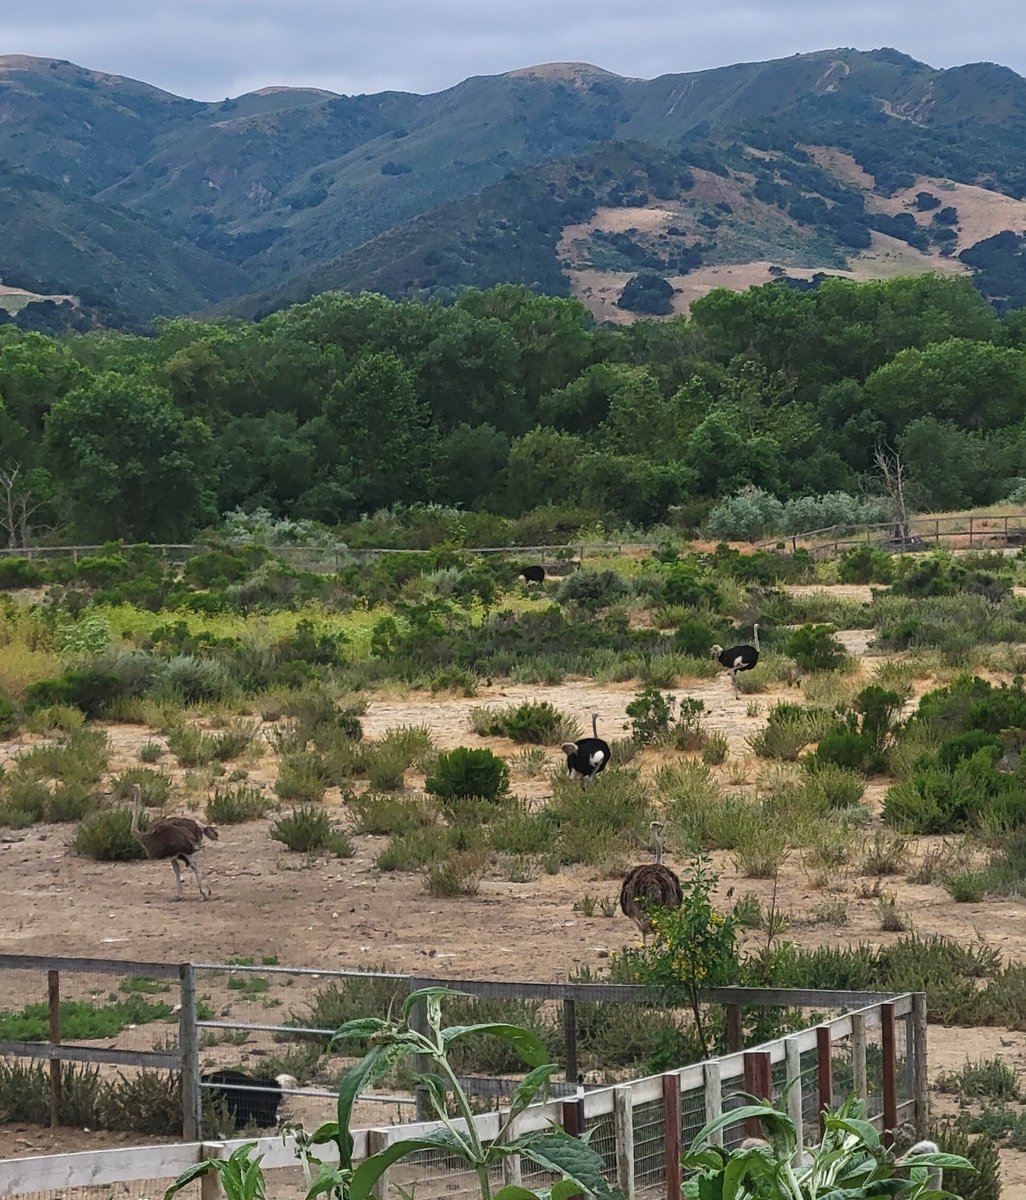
[0,973,925,1200]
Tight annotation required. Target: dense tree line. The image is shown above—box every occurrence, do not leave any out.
[2,274,1026,543]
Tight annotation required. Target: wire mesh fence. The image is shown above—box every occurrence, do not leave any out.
[0,961,927,1200]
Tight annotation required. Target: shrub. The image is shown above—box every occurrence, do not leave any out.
[275,751,330,803]
[471,701,576,745]
[0,694,17,738]
[701,731,729,765]
[0,556,47,589]
[672,616,717,657]
[786,624,848,671]
[46,782,101,823]
[25,704,84,735]
[626,687,673,745]
[425,747,510,801]
[747,703,816,761]
[270,807,333,852]
[24,669,120,717]
[347,793,438,835]
[362,741,413,790]
[555,569,629,610]
[111,769,172,807]
[424,850,488,896]
[206,785,274,824]
[73,808,147,861]
[837,545,895,585]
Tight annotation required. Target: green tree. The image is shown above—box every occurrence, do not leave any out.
[44,373,213,540]
[505,427,583,512]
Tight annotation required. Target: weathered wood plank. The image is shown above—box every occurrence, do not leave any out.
[0,954,179,978]
[0,1041,179,1069]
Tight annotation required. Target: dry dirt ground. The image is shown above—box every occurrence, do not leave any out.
[2,584,1026,1190]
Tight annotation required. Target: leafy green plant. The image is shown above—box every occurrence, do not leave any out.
[270,806,333,853]
[681,1094,971,1200]
[323,987,623,1200]
[206,785,274,824]
[786,624,849,672]
[471,701,578,744]
[73,807,147,861]
[426,747,510,801]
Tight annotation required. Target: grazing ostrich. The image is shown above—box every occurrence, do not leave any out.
[520,564,546,584]
[619,821,683,942]
[711,624,760,698]
[561,712,610,783]
[202,1069,298,1129]
[899,1140,943,1193]
[130,783,218,900]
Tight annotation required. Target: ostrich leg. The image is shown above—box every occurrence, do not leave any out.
[185,854,210,900]
[170,858,185,900]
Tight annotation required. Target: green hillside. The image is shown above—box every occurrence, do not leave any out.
[4,48,1026,323]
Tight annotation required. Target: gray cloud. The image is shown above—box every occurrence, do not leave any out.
[4,0,1025,99]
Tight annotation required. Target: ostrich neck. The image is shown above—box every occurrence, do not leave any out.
[653,832,663,863]
[592,714,598,738]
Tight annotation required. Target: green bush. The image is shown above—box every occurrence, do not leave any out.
[786,624,848,671]
[0,556,48,589]
[270,806,333,852]
[555,569,629,610]
[73,808,147,861]
[24,670,121,717]
[672,616,717,657]
[206,785,274,824]
[471,701,575,744]
[0,694,17,738]
[425,747,510,801]
[837,545,895,585]
[111,768,172,807]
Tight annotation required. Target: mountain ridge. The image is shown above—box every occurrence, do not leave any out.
[3,46,1026,326]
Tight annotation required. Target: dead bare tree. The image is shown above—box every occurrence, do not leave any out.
[0,462,43,549]
[874,444,911,545]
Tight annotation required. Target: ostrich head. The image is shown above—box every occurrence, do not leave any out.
[561,741,578,755]
[275,1073,299,1091]
[710,644,723,658]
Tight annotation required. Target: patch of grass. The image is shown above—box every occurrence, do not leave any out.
[375,826,450,871]
[937,1057,1020,1100]
[944,869,992,903]
[0,995,173,1041]
[860,830,910,876]
[25,705,85,735]
[470,701,579,745]
[119,976,169,995]
[275,750,330,803]
[700,731,729,765]
[347,792,439,835]
[138,741,164,763]
[362,741,413,791]
[733,824,790,878]
[879,891,911,932]
[270,806,333,852]
[206,785,274,824]
[111,768,173,808]
[424,850,488,896]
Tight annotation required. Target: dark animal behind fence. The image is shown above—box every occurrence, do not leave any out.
[520,565,546,584]
[202,1069,296,1129]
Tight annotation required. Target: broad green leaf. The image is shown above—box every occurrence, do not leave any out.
[507,1063,560,1121]
[330,1017,389,1045]
[401,986,472,1021]
[305,1166,351,1200]
[441,1023,549,1068]
[350,1132,473,1200]
[493,1187,547,1200]
[518,1130,612,1193]
[823,1115,881,1148]
[307,1121,340,1145]
[336,1045,400,1169]
[164,1161,216,1200]
[685,1104,797,1154]
[411,1071,452,1123]
[901,1153,975,1171]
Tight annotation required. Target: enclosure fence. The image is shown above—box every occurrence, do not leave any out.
[760,510,1026,556]
[0,955,927,1200]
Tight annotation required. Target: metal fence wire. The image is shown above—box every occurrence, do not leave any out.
[0,963,928,1200]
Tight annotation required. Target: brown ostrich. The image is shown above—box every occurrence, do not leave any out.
[130,783,219,900]
[619,821,682,942]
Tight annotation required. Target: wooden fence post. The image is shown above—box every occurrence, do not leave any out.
[742,1052,771,1137]
[663,1074,682,1200]
[407,977,432,1121]
[703,1060,723,1148]
[784,1036,803,1160]
[47,969,61,1128]
[851,1013,868,1104]
[563,997,579,1086]
[613,1085,635,1200]
[726,1005,743,1053]
[881,1003,899,1146]
[367,1129,390,1200]
[179,963,202,1141]
[912,993,929,1137]
[816,1026,833,1136]
[199,1143,227,1200]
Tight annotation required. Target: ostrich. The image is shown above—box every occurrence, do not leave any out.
[619,821,683,942]
[520,565,546,585]
[899,1140,943,1193]
[202,1069,298,1129]
[710,624,760,697]
[561,713,610,783]
[130,783,218,900]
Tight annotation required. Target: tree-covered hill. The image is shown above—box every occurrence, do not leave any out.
[4,49,1026,325]
[4,274,1026,545]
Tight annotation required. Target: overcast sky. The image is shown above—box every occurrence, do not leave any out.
[4,1,1026,99]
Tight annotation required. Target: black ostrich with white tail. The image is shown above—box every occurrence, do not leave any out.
[520,565,545,584]
[202,1069,297,1129]
[562,713,611,783]
[711,624,760,697]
